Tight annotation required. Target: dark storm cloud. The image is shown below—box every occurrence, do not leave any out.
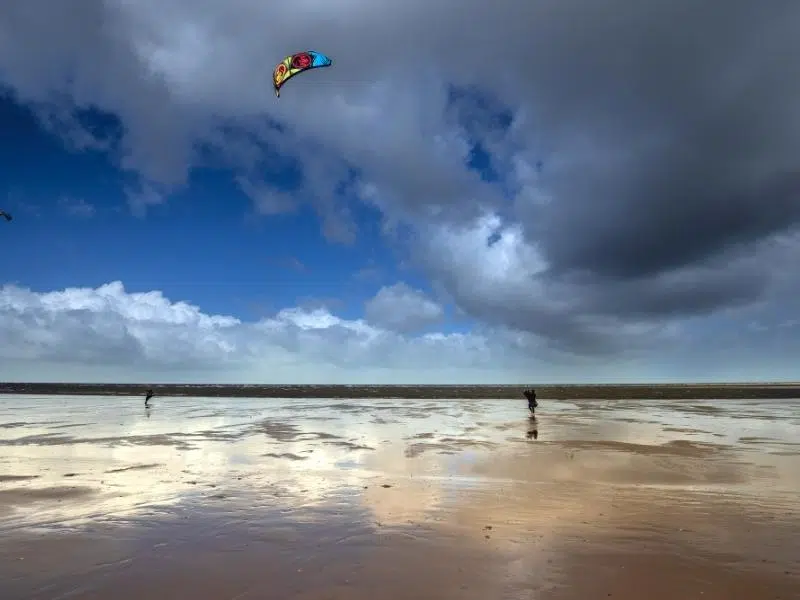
[573,261,770,319]
[413,0,800,346]
[512,1,800,282]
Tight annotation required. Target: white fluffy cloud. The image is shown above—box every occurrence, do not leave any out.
[364,283,443,333]
[1,279,798,383]
[0,281,533,383]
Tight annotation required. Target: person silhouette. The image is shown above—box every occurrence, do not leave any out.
[144,388,154,408]
[523,388,538,415]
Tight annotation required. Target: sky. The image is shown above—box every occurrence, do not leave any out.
[1,0,799,384]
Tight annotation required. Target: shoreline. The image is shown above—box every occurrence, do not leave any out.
[1,382,799,399]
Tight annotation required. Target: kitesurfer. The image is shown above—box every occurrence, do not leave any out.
[523,388,538,415]
[145,388,154,407]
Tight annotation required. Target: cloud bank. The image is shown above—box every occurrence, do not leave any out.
[1,279,798,383]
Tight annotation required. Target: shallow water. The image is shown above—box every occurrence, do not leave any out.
[1,396,798,599]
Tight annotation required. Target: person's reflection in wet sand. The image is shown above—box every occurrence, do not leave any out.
[526,416,538,440]
[145,406,152,419]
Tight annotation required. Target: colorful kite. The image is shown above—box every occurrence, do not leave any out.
[273,50,333,98]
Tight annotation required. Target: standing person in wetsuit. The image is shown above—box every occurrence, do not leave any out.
[144,388,154,407]
[523,388,538,415]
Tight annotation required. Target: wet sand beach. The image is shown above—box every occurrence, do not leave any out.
[1,396,798,599]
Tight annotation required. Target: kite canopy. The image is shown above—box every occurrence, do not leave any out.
[273,50,333,97]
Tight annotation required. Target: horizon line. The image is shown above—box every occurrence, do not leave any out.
[2,381,800,387]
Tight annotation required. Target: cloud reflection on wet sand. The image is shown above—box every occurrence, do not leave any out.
[0,395,798,599]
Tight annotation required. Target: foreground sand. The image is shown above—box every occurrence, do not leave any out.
[1,396,798,599]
